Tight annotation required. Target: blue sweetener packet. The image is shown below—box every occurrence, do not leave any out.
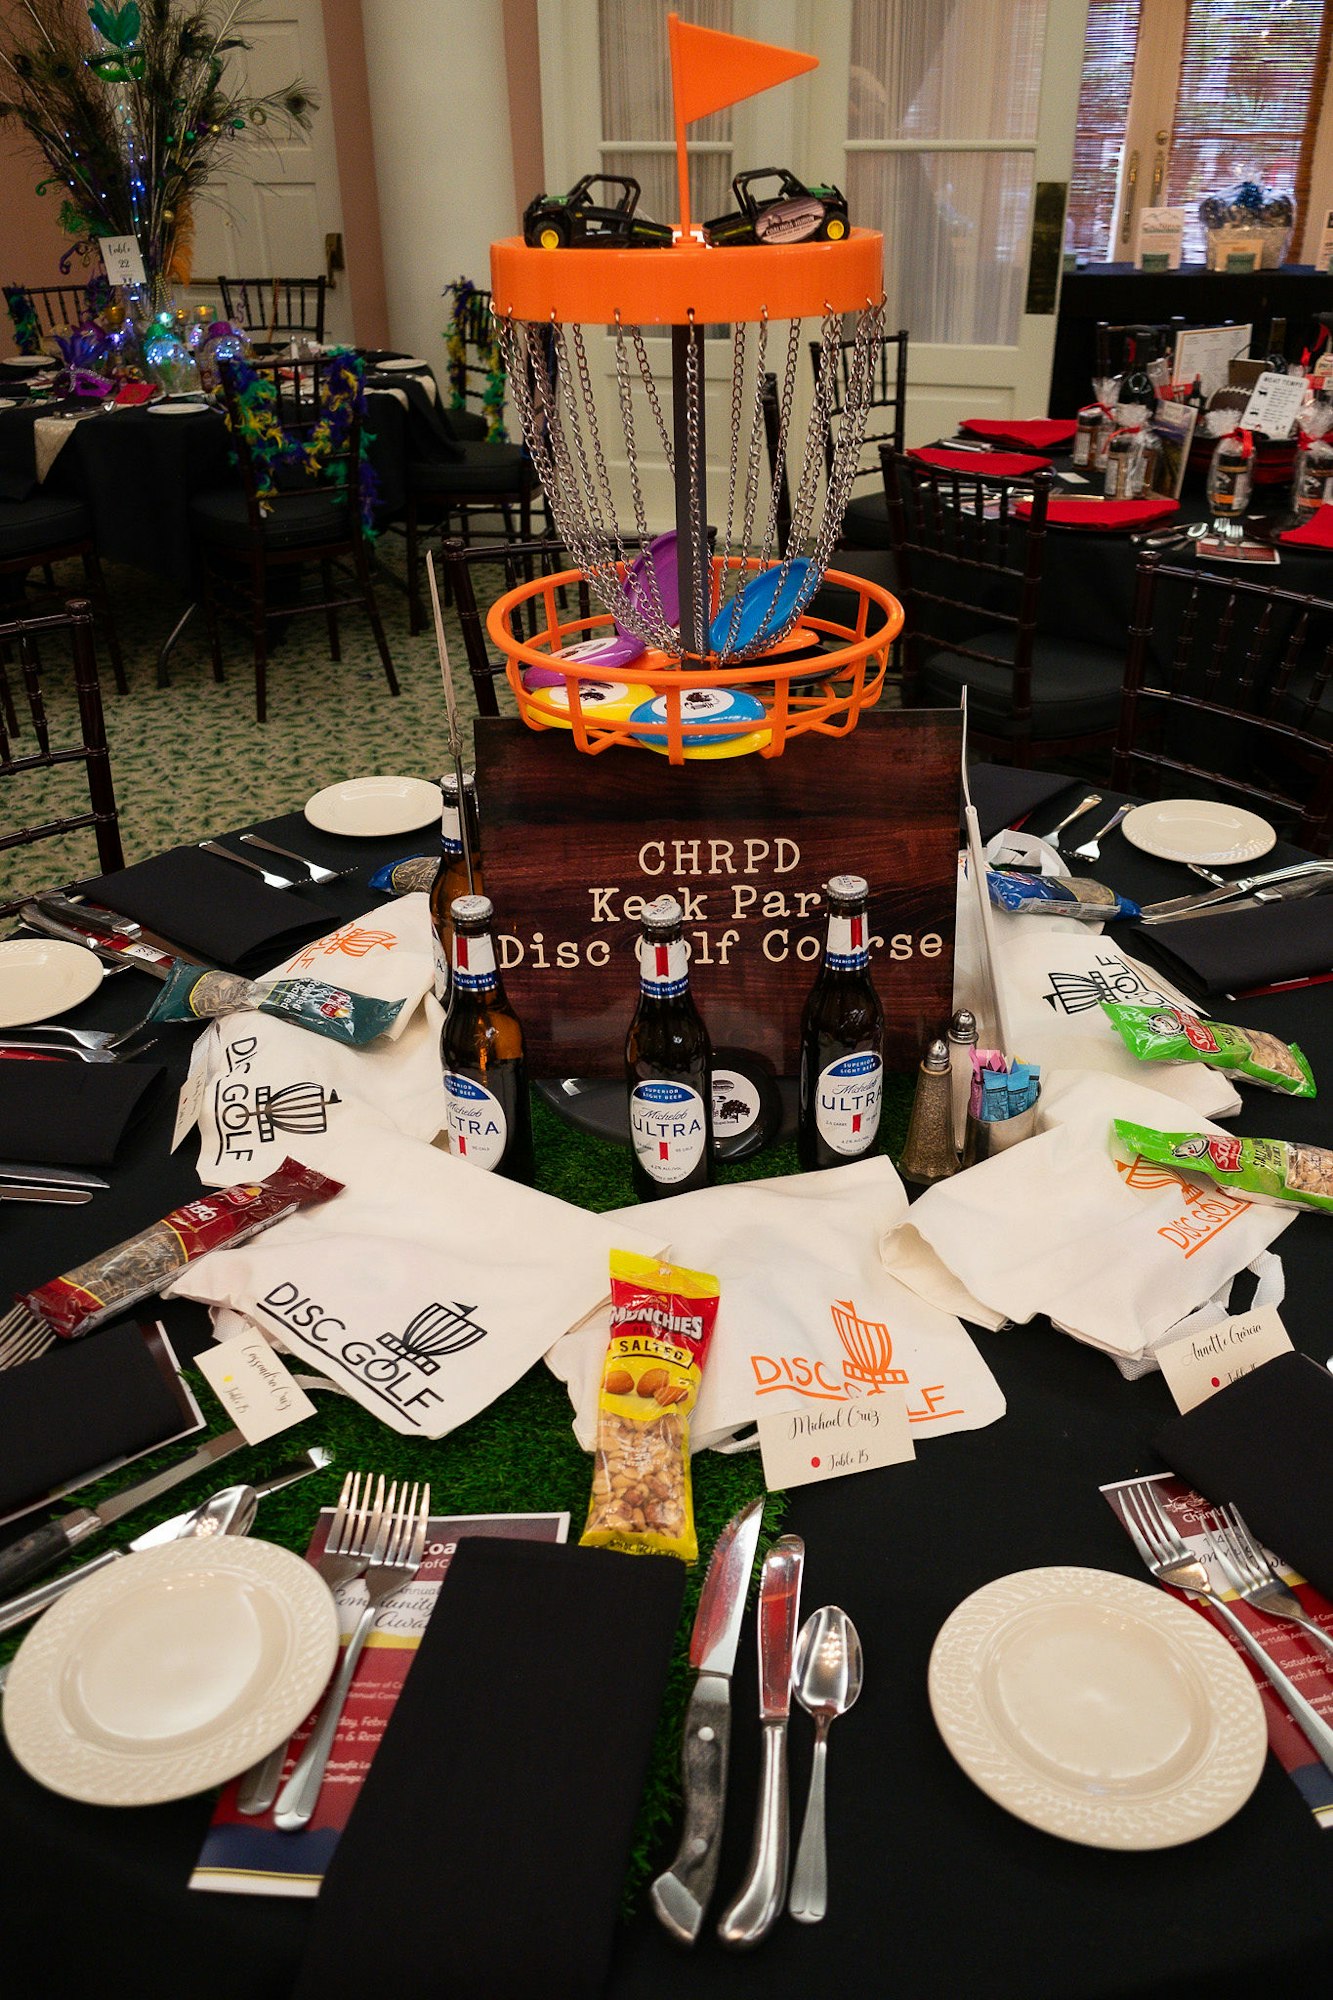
[986,869,1139,921]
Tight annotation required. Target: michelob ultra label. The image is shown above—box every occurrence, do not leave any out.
[431,929,450,1004]
[825,910,870,970]
[639,934,690,999]
[452,930,497,992]
[815,1050,883,1154]
[630,1079,708,1183]
[441,799,462,856]
[443,1071,507,1171]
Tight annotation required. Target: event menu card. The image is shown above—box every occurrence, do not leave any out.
[1103,1474,1333,1827]
[191,1509,570,1895]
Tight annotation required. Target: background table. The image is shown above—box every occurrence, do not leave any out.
[1,774,1330,2000]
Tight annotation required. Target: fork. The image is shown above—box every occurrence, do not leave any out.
[238,833,347,885]
[1120,1478,1333,1777]
[1070,803,1131,864]
[273,1476,430,1830]
[235,1470,376,1815]
[1207,1505,1333,1665]
[1043,793,1101,855]
[197,840,296,890]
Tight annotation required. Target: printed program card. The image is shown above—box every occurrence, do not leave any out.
[1156,1305,1295,1415]
[759,1391,914,1490]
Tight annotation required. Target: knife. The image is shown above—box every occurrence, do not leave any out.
[0,1425,249,1596]
[1138,860,1333,923]
[18,901,173,977]
[0,1184,94,1203]
[0,1447,331,1634]
[34,893,141,940]
[651,1497,766,1945]
[716,1533,805,1949]
[0,1163,109,1190]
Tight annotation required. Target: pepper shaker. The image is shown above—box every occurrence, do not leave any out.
[898,1038,959,1187]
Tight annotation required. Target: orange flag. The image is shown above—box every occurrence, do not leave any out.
[667,12,819,234]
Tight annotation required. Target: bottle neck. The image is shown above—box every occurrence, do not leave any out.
[822,906,870,973]
[441,797,476,861]
[639,933,691,1001]
[451,927,501,998]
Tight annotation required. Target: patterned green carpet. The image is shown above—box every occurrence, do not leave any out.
[3,542,499,904]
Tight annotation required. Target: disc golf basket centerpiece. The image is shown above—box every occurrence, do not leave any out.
[485,14,902,764]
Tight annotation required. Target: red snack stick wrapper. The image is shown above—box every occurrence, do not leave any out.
[18,1156,343,1341]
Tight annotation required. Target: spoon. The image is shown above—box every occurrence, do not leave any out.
[788,1606,863,1924]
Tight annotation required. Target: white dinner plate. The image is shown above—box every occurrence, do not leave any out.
[375,356,428,372]
[928,1566,1266,1850]
[148,401,213,417]
[0,355,54,371]
[0,938,103,1027]
[2,1540,339,1807]
[1121,800,1276,866]
[305,773,440,837]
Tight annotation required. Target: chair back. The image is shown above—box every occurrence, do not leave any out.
[817,330,908,491]
[216,276,327,343]
[881,446,1051,719]
[443,280,505,438]
[1114,552,1333,851]
[4,281,100,351]
[217,352,371,541]
[0,599,123,913]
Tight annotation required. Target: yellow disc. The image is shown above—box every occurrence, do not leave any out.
[642,727,772,761]
[529,678,656,729]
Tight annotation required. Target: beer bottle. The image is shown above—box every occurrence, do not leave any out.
[428,769,482,1005]
[626,896,713,1200]
[441,893,533,1183]
[799,874,885,1170]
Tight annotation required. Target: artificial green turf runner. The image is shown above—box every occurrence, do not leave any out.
[1,1076,915,1908]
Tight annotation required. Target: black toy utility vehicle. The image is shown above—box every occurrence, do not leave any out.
[705,169,850,246]
[523,175,673,249]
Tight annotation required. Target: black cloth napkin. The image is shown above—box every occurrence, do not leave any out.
[0,1059,162,1167]
[292,1537,685,2000]
[1155,1351,1333,1603]
[0,1318,191,1517]
[1131,896,1333,1000]
[967,764,1074,842]
[82,847,336,972]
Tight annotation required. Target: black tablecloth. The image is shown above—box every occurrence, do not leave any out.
[1,785,1331,2000]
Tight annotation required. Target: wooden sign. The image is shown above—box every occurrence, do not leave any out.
[473,710,961,1079]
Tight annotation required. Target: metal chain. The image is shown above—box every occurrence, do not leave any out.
[631,328,675,474]
[715,313,775,659]
[684,313,707,656]
[613,318,673,647]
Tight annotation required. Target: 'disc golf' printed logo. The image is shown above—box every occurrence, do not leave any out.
[815,1051,883,1155]
[444,1071,508,1172]
[630,1079,707,1184]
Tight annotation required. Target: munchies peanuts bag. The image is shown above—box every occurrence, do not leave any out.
[581,1250,719,1562]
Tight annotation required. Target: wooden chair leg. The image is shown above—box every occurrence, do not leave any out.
[79,549,128,695]
[249,554,270,723]
[406,498,423,636]
[353,537,399,697]
[0,657,16,736]
[200,559,225,683]
[320,559,341,661]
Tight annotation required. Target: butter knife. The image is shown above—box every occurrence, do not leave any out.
[1138,860,1333,923]
[651,1497,765,1945]
[717,1533,805,1949]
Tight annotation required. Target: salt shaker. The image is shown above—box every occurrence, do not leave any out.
[946,1008,978,1152]
[898,1037,959,1187]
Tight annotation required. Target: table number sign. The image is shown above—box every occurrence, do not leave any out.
[1136,207,1185,271]
[99,234,147,288]
[474,710,962,1077]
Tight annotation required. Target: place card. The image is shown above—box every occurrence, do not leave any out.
[759,1390,914,1490]
[172,1068,207,1152]
[100,234,147,288]
[196,1328,316,1444]
[1156,1304,1294,1415]
[1240,370,1306,440]
[1136,207,1185,271]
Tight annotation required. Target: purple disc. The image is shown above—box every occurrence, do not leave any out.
[524,631,645,690]
[617,531,680,636]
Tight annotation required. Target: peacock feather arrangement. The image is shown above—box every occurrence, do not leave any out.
[0,0,316,302]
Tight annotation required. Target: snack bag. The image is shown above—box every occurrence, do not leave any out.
[148,961,403,1046]
[1102,1003,1315,1098]
[369,855,437,896]
[1114,1120,1333,1217]
[580,1249,720,1562]
[987,871,1140,921]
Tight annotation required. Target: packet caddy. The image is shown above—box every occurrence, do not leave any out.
[1102,1002,1315,1098]
[1114,1119,1333,1217]
[148,961,403,1046]
[580,1249,720,1562]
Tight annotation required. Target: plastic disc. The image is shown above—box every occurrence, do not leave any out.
[709,560,812,653]
[629,686,768,747]
[529,679,655,727]
[642,727,771,761]
[618,531,680,634]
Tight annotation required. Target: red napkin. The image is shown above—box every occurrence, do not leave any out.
[960,418,1077,452]
[1280,505,1333,548]
[910,445,1051,477]
[1013,496,1180,530]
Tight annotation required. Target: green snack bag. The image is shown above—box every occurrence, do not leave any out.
[148,961,404,1046]
[1102,1002,1315,1098]
[1114,1118,1333,1218]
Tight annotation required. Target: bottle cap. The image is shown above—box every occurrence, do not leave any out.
[450,894,493,924]
[826,873,869,903]
[641,895,683,931]
[440,766,476,796]
[922,1036,950,1072]
[949,1008,978,1044]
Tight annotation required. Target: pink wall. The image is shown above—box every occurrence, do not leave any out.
[0,0,82,289]
[323,0,390,348]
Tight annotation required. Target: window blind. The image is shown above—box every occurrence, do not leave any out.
[1066,0,1143,261]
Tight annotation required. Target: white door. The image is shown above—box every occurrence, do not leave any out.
[801,0,1090,441]
[187,0,350,342]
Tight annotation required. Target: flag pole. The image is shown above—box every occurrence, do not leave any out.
[667,12,692,240]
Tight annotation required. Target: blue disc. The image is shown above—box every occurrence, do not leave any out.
[629,687,767,747]
[709,560,812,654]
